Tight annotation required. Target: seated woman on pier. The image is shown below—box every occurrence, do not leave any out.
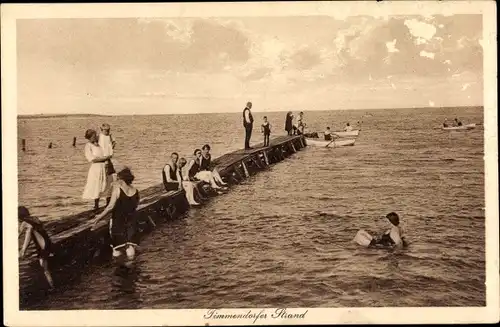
[92,167,140,263]
[18,206,55,289]
[162,152,181,192]
[186,149,224,193]
[178,157,206,206]
[200,144,227,187]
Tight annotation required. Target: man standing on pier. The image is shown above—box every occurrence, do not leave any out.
[243,101,254,150]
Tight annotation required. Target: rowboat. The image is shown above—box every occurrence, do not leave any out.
[333,129,360,137]
[442,123,476,131]
[306,138,356,148]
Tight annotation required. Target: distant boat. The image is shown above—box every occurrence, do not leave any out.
[442,123,476,131]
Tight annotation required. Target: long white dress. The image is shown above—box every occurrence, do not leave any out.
[82,143,108,200]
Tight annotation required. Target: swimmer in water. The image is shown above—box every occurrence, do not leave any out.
[354,212,408,248]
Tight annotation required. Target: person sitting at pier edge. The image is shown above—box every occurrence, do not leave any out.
[177,157,202,206]
[261,116,271,147]
[187,149,223,193]
[344,122,353,132]
[92,167,140,262]
[99,123,117,205]
[243,101,254,150]
[162,152,181,192]
[18,206,55,289]
[83,129,112,210]
[297,111,306,135]
[200,144,228,186]
[285,111,294,136]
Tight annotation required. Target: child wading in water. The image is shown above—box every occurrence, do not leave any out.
[354,212,408,248]
[18,206,55,288]
[261,116,271,147]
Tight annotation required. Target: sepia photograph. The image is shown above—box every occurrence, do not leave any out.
[2,1,498,326]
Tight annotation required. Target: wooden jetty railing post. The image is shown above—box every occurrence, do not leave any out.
[241,161,250,178]
[263,151,270,165]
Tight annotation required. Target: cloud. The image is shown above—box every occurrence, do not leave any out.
[420,50,436,59]
[386,39,400,53]
[404,18,437,44]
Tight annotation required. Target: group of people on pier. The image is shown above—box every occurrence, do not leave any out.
[162,145,228,206]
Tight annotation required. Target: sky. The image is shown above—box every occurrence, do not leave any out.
[17,14,483,115]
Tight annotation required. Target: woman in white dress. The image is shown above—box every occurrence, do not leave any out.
[82,129,112,210]
[98,123,117,205]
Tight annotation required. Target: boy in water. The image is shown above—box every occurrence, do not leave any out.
[261,116,271,147]
[370,212,407,248]
[18,206,55,288]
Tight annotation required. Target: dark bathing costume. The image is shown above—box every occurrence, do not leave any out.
[162,163,178,191]
[188,158,201,181]
[262,122,271,135]
[200,154,211,171]
[20,216,52,259]
[369,231,408,248]
[110,187,140,249]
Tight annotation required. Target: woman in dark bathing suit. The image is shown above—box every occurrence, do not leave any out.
[18,206,55,288]
[92,167,140,262]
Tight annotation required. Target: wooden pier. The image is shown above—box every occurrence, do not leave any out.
[19,135,307,307]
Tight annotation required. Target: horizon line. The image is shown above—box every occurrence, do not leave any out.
[17,105,484,118]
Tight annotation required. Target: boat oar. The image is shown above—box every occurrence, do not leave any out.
[325,137,338,148]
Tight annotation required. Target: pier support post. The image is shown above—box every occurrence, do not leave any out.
[241,161,249,178]
[263,151,270,165]
[21,139,26,152]
[72,137,77,147]
[48,142,53,149]
[291,142,297,153]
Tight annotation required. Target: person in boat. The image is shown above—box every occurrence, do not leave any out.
[186,149,223,192]
[200,144,228,187]
[82,129,113,210]
[454,118,463,127]
[177,157,203,206]
[162,152,181,192]
[344,122,353,132]
[355,212,407,248]
[285,112,294,136]
[261,116,271,147]
[443,119,449,128]
[18,206,55,289]
[99,123,117,205]
[92,167,140,262]
[297,111,306,135]
[324,127,333,141]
